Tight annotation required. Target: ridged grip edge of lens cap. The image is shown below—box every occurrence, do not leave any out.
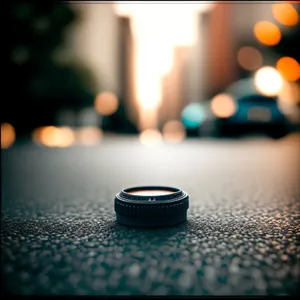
[114,186,189,218]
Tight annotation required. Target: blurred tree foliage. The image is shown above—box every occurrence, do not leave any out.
[5,1,96,136]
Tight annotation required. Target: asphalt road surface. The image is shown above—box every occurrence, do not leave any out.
[1,135,300,295]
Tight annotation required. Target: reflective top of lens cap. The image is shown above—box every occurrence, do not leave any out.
[122,186,181,200]
[114,186,189,228]
[127,189,175,196]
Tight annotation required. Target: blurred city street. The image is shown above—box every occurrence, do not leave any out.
[3,1,300,144]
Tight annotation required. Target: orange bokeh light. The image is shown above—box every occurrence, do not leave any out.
[253,21,281,46]
[272,3,299,27]
[1,123,16,149]
[237,46,263,71]
[139,129,162,147]
[76,127,103,145]
[94,92,119,116]
[210,94,236,118]
[162,120,186,143]
[33,126,75,148]
[278,80,300,123]
[276,57,300,82]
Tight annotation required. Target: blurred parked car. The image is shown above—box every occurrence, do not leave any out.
[199,94,291,139]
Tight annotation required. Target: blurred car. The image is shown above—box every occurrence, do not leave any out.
[199,94,291,139]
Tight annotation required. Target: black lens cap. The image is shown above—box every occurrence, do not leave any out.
[114,186,189,228]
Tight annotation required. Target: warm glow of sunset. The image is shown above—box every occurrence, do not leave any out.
[115,2,215,129]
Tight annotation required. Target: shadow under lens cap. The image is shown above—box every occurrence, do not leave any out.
[114,186,189,228]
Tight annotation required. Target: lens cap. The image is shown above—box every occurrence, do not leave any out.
[114,186,189,228]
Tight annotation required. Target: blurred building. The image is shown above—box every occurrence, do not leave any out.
[63,3,139,131]
[186,10,211,103]
[204,3,239,97]
[65,3,120,95]
[232,2,274,43]
[188,2,275,100]
[159,46,191,127]
[118,16,139,128]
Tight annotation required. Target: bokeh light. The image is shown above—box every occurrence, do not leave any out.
[253,21,281,46]
[94,92,119,116]
[278,80,300,106]
[139,129,162,147]
[76,127,103,145]
[276,57,300,82]
[278,80,300,123]
[254,66,284,97]
[1,123,16,149]
[210,94,237,118]
[247,107,272,122]
[181,103,206,129]
[33,126,75,148]
[237,46,263,71]
[162,120,186,143]
[272,3,299,27]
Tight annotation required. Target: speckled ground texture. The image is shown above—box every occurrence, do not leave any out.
[1,135,300,295]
